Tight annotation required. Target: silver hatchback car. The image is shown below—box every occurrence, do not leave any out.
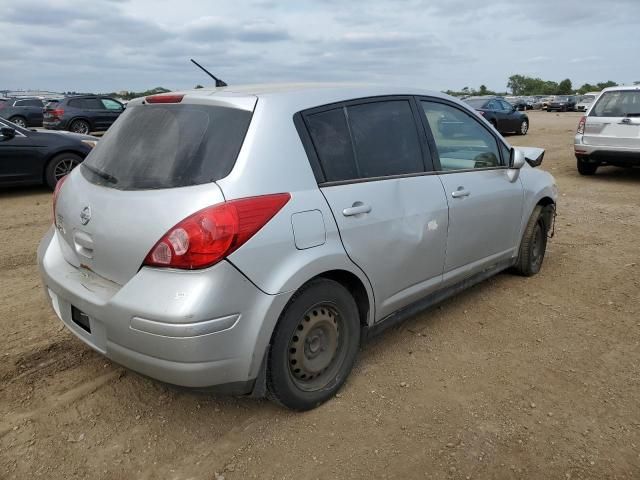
[38,85,557,410]
[575,86,640,175]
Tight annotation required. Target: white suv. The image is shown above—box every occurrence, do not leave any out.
[574,86,640,175]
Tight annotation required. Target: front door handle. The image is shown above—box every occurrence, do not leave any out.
[451,188,470,198]
[342,202,372,217]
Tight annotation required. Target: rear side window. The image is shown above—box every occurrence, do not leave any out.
[590,90,640,117]
[304,99,425,182]
[347,101,423,178]
[15,99,42,107]
[81,104,252,190]
[305,108,358,182]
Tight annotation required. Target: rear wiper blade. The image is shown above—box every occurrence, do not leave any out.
[83,164,118,184]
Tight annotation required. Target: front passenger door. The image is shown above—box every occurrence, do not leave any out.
[420,100,524,283]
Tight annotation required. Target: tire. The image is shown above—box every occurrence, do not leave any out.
[514,206,548,277]
[577,158,598,176]
[69,119,90,135]
[9,116,27,128]
[518,119,529,135]
[267,278,361,411]
[45,152,83,189]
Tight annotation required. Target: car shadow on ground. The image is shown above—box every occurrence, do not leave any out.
[588,166,640,184]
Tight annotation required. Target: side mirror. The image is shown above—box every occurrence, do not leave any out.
[0,127,16,140]
[509,148,526,169]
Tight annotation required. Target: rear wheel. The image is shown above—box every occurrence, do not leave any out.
[9,116,27,128]
[514,206,548,277]
[577,158,598,175]
[267,278,361,411]
[518,119,529,135]
[45,153,82,189]
[69,119,90,135]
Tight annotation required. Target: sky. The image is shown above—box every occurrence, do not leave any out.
[1,0,639,93]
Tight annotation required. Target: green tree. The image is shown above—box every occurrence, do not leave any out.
[557,78,573,95]
[596,80,617,90]
[478,84,488,95]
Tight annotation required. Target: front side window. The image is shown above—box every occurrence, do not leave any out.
[421,101,502,171]
[500,101,514,112]
[101,98,123,111]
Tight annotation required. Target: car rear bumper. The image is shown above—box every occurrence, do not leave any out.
[574,136,640,164]
[37,227,290,390]
[43,119,67,130]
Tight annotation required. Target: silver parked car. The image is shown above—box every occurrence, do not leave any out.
[38,85,557,410]
[575,92,600,112]
[574,86,640,175]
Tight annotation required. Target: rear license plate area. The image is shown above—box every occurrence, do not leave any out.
[71,306,91,333]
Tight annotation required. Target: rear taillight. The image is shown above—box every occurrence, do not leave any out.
[577,116,586,134]
[52,174,69,224]
[49,108,64,118]
[477,110,485,116]
[143,193,291,270]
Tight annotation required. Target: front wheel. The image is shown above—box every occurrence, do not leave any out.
[45,153,82,189]
[514,206,548,277]
[577,158,598,175]
[267,278,361,410]
[518,119,529,135]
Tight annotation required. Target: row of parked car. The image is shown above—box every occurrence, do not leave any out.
[495,94,600,112]
[0,95,125,133]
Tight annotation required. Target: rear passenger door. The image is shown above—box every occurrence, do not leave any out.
[419,99,524,283]
[302,97,449,320]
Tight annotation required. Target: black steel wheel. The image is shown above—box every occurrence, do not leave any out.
[514,205,548,277]
[267,278,360,410]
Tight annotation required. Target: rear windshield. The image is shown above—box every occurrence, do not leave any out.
[81,103,252,190]
[590,90,640,117]
[464,99,488,108]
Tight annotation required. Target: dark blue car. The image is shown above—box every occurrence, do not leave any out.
[43,96,125,134]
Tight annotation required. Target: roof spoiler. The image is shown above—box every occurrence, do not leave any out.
[516,147,545,167]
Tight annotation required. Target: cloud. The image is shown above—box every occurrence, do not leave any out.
[1,0,639,93]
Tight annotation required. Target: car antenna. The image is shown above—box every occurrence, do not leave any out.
[190,59,227,87]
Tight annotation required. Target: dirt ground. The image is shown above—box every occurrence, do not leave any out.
[1,111,639,480]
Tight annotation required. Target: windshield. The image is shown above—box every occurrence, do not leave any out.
[554,96,569,102]
[580,95,595,103]
[590,90,640,117]
[81,103,253,190]
[464,98,489,108]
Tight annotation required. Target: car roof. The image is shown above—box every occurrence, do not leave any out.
[130,83,458,112]
[600,85,640,93]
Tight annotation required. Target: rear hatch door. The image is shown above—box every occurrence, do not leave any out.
[54,94,256,285]
[584,89,640,148]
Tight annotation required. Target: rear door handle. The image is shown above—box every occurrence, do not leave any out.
[342,203,372,216]
[451,189,470,198]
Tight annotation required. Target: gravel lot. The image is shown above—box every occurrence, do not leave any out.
[1,111,639,479]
